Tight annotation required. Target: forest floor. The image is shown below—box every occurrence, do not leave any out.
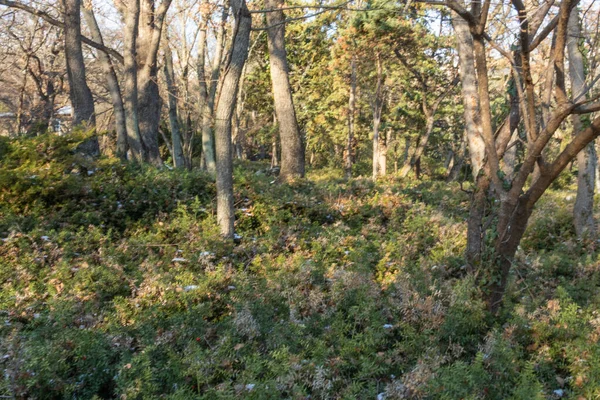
[2,133,600,399]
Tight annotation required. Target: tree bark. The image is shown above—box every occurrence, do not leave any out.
[202,0,230,175]
[345,55,356,178]
[164,42,186,168]
[122,0,144,162]
[452,12,488,269]
[214,0,251,238]
[137,0,172,165]
[447,130,467,182]
[568,6,596,238]
[196,13,216,174]
[61,0,99,154]
[266,0,305,181]
[372,53,384,179]
[452,12,485,178]
[400,115,435,178]
[81,2,128,159]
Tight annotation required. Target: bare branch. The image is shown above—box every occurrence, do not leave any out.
[0,0,123,63]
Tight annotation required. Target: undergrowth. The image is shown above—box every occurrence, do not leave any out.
[1,134,600,399]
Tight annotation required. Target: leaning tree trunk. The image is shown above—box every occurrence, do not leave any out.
[214,0,251,238]
[122,0,144,162]
[568,7,596,238]
[499,74,521,181]
[61,0,99,154]
[266,0,305,181]
[82,2,128,159]
[164,43,186,168]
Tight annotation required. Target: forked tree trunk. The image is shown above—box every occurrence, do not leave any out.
[400,114,435,178]
[202,0,229,175]
[568,7,596,238]
[82,2,128,159]
[137,0,172,165]
[214,0,251,238]
[164,43,186,168]
[122,0,144,162]
[266,0,305,181]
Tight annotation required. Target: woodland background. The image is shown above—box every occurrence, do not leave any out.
[2,0,600,398]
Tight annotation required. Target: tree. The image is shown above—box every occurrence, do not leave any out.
[136,0,172,165]
[61,0,99,154]
[121,0,144,162]
[265,0,305,181]
[81,1,128,159]
[214,0,252,238]
[440,0,600,312]
[568,6,596,238]
[163,41,185,168]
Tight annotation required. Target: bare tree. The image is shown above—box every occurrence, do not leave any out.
[61,0,99,155]
[122,0,144,162]
[214,0,251,238]
[82,1,127,159]
[438,0,600,312]
[163,41,185,168]
[136,0,172,165]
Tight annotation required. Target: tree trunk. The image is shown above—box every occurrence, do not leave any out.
[452,13,489,269]
[15,60,28,136]
[372,53,384,180]
[452,13,485,178]
[378,126,389,176]
[233,59,249,160]
[214,0,251,238]
[137,0,172,165]
[164,43,186,168]
[61,0,99,154]
[201,0,229,175]
[210,0,229,109]
[196,14,216,174]
[266,0,305,181]
[345,55,356,178]
[447,130,467,181]
[62,0,95,128]
[81,2,128,159]
[568,7,596,238]
[122,0,144,162]
[400,114,435,178]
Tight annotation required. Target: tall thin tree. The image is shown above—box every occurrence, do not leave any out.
[265,0,305,181]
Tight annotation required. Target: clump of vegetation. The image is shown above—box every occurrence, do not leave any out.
[1,134,599,399]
